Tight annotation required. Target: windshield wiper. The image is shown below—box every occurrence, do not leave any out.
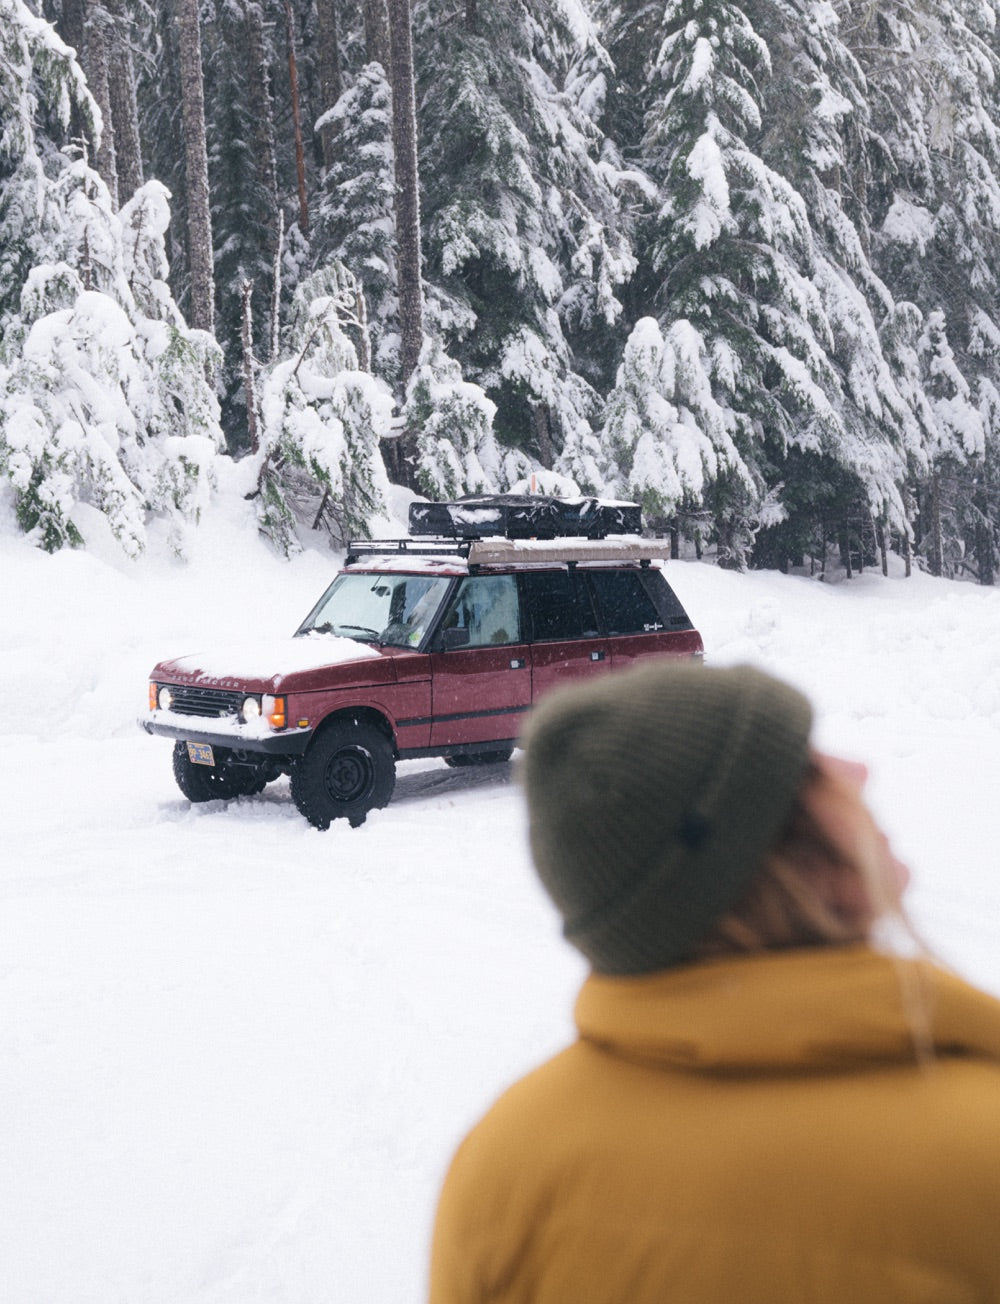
[336,624,382,641]
[298,622,382,640]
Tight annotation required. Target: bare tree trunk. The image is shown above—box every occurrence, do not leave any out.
[465,0,477,31]
[975,448,995,587]
[61,0,87,58]
[974,519,993,586]
[315,0,343,171]
[364,0,391,67]
[105,0,144,203]
[175,0,215,333]
[85,2,119,206]
[59,0,91,147]
[387,0,422,389]
[903,483,915,578]
[241,280,260,453]
[532,403,555,468]
[270,210,284,363]
[312,488,331,531]
[928,469,944,578]
[81,225,93,291]
[353,283,372,373]
[840,520,853,578]
[283,0,310,233]
[242,0,280,258]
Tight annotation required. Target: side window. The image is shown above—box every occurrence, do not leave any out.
[380,575,453,647]
[519,570,598,641]
[638,568,694,629]
[587,569,665,635]
[437,574,521,647]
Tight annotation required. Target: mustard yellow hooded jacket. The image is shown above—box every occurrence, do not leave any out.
[430,945,1000,1303]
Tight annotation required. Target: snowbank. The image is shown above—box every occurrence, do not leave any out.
[3,525,1000,1303]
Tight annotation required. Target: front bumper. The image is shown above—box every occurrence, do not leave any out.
[139,711,313,757]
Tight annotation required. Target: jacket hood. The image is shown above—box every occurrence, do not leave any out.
[575,944,1000,1074]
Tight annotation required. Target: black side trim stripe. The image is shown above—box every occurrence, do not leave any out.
[398,704,529,729]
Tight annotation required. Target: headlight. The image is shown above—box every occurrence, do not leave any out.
[157,685,174,711]
[241,695,261,722]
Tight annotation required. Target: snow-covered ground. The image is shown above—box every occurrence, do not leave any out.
[4,510,1000,1303]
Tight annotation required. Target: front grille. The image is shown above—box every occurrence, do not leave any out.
[168,685,242,718]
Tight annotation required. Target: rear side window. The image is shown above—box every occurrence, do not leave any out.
[519,570,599,641]
[637,568,694,629]
[587,568,682,635]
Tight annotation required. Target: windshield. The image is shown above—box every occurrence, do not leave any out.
[296,572,454,648]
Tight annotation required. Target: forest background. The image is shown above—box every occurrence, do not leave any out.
[4,0,1000,579]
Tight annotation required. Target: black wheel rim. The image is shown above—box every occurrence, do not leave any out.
[324,745,375,805]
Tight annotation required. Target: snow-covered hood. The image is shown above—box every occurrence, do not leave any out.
[575,945,1000,1074]
[153,635,385,693]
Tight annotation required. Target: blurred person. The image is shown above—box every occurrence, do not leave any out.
[429,662,1000,1303]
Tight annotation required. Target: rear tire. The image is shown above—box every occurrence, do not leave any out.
[172,742,269,802]
[291,719,395,829]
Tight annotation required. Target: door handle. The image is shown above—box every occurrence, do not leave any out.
[509,657,526,669]
[590,650,606,662]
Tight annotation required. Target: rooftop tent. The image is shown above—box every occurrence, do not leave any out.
[407,495,643,540]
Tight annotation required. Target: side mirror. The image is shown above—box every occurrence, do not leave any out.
[438,626,471,651]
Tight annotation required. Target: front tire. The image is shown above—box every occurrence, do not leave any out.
[291,719,395,829]
[172,742,269,802]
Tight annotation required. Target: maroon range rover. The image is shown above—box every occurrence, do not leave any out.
[141,497,703,828]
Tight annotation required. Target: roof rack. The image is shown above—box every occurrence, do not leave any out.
[345,536,655,569]
[408,494,642,540]
[345,538,473,565]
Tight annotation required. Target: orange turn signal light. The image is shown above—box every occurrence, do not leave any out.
[148,682,158,711]
[267,696,286,729]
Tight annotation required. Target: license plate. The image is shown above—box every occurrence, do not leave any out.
[186,741,215,767]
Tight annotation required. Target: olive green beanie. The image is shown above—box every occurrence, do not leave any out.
[521,661,813,973]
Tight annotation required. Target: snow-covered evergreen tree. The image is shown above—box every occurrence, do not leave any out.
[1,0,96,328]
[0,3,223,556]
[760,0,919,524]
[597,0,919,563]
[402,334,531,500]
[414,0,633,466]
[131,0,286,453]
[649,2,841,478]
[312,62,398,379]
[914,309,986,574]
[200,0,282,445]
[21,0,1000,569]
[599,316,745,521]
[251,264,394,554]
[849,0,1000,580]
[969,378,1000,585]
